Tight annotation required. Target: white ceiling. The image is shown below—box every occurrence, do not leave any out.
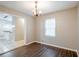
[0,1,78,16]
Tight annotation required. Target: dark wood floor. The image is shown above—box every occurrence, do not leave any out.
[0,42,77,57]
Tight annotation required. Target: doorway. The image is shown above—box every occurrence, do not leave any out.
[0,12,25,54]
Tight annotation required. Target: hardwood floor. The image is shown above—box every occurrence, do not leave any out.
[0,42,77,57]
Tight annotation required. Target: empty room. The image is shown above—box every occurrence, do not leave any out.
[0,1,79,57]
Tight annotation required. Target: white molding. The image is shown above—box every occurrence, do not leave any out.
[77,50,79,57]
[25,41,35,45]
[34,41,77,52]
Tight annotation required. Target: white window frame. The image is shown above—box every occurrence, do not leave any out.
[44,17,56,37]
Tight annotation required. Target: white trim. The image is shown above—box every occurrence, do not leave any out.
[77,50,79,57]
[25,41,35,45]
[34,41,77,52]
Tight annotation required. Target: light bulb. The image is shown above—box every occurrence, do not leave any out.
[39,11,42,14]
[32,10,36,16]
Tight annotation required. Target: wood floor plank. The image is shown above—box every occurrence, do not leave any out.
[0,42,78,57]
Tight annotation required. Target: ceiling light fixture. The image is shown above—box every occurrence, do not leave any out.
[33,1,42,16]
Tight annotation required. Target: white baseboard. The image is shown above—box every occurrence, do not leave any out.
[34,41,77,52]
[77,51,79,57]
[25,41,35,45]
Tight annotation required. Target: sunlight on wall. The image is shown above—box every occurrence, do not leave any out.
[45,18,56,37]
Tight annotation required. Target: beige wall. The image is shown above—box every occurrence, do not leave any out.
[15,16,35,43]
[77,4,79,55]
[35,7,77,50]
[25,16,35,44]
[15,17,24,41]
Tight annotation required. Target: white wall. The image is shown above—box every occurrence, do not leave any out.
[35,7,77,51]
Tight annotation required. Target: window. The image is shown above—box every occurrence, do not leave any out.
[45,18,55,37]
